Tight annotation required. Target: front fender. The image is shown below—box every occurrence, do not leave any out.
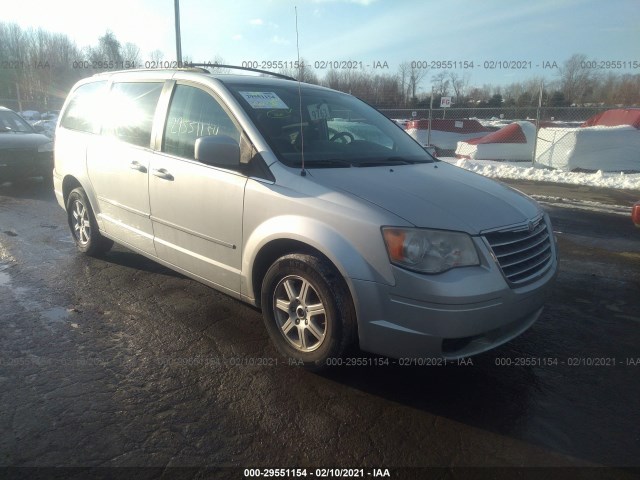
[242,215,395,303]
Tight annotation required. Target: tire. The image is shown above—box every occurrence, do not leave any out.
[66,187,113,256]
[261,253,357,371]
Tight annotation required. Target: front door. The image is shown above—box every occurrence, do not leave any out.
[149,83,246,296]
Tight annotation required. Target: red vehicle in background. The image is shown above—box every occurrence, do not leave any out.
[632,202,640,227]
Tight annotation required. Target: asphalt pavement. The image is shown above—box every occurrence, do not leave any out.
[0,178,639,478]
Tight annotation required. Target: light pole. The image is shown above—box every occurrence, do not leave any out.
[174,0,182,66]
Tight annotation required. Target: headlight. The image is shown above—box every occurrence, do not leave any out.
[382,227,479,273]
[38,142,53,153]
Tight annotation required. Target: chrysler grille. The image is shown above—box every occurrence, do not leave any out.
[483,216,553,285]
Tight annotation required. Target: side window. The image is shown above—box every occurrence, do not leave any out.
[103,82,163,148]
[163,84,241,160]
[60,81,108,134]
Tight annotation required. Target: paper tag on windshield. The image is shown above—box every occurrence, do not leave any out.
[307,103,331,121]
[240,91,289,109]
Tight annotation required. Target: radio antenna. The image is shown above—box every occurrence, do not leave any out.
[295,6,306,176]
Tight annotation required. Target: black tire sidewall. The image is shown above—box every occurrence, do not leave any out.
[66,187,105,255]
[261,254,354,369]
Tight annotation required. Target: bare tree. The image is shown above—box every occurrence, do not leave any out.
[149,49,164,63]
[558,53,598,105]
[372,73,402,107]
[447,71,470,105]
[431,71,450,97]
[615,74,640,105]
[278,57,318,84]
[396,62,427,105]
[2,33,639,116]
[397,62,410,106]
[320,69,403,107]
[503,81,524,105]
[517,76,545,106]
[0,23,27,110]
[89,30,123,65]
[121,42,141,67]
[408,63,427,104]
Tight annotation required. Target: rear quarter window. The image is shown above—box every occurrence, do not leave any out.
[60,81,108,134]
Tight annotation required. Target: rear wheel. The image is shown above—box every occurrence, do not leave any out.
[66,187,113,255]
[261,253,356,370]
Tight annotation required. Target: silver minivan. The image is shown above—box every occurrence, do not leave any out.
[54,67,558,369]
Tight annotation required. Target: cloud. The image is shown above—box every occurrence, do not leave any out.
[249,17,279,29]
[232,34,243,41]
[271,35,290,45]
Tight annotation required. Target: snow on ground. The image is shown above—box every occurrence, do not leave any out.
[440,157,640,191]
[528,196,633,216]
[471,117,583,129]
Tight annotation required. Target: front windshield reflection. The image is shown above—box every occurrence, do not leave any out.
[226,82,434,167]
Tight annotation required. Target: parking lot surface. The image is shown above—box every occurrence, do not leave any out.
[1,179,639,476]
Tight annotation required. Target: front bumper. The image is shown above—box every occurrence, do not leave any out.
[0,151,53,181]
[53,172,65,209]
[351,238,558,360]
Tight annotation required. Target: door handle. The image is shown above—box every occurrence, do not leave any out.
[130,161,147,173]
[152,168,174,181]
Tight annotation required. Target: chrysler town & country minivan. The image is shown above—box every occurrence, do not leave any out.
[54,67,558,369]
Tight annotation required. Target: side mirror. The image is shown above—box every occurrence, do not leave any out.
[195,135,240,167]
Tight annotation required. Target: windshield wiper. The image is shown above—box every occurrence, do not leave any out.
[296,159,353,168]
[355,157,433,167]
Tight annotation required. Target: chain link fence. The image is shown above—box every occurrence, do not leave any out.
[380,106,639,172]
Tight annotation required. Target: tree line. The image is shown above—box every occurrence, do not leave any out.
[1,21,638,112]
[0,23,140,111]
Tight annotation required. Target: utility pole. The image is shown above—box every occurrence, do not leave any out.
[532,80,544,166]
[427,87,433,147]
[174,0,183,66]
[15,81,23,112]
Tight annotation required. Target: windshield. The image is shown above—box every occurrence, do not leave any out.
[0,110,35,133]
[225,81,434,168]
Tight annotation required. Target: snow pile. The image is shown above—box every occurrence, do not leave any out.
[535,125,640,172]
[442,157,640,190]
[472,118,516,128]
[456,121,536,161]
[472,117,583,129]
[406,119,491,150]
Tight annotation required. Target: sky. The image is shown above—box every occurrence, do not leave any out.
[3,0,639,91]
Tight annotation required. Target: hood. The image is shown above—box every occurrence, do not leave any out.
[307,162,541,234]
[0,132,51,150]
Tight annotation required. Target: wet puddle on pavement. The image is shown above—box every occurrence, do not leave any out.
[0,264,73,326]
[40,306,71,323]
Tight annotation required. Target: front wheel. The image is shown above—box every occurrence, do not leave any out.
[261,254,356,370]
[66,187,113,256]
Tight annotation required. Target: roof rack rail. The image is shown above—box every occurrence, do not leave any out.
[184,63,296,81]
[91,66,211,77]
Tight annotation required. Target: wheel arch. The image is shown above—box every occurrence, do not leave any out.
[62,175,83,206]
[244,217,392,310]
[61,175,102,219]
[251,239,342,309]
